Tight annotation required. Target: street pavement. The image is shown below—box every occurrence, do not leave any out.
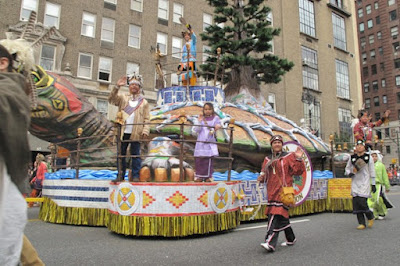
[26,186,400,266]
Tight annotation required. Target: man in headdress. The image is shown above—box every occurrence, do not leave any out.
[345,140,376,230]
[353,109,390,150]
[108,74,150,182]
[257,135,305,252]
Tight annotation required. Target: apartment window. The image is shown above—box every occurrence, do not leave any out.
[157,32,168,54]
[332,13,346,50]
[97,99,108,117]
[374,96,380,106]
[380,62,385,71]
[357,0,362,6]
[376,16,380,25]
[126,62,139,76]
[338,108,352,139]
[105,0,117,4]
[98,57,112,82]
[78,53,93,79]
[20,0,38,21]
[398,92,400,103]
[172,37,182,59]
[367,19,373,29]
[371,64,377,75]
[370,50,376,59]
[375,113,381,120]
[268,93,276,111]
[101,17,115,42]
[39,44,55,71]
[368,34,374,44]
[330,0,343,8]
[303,101,321,136]
[358,8,363,18]
[203,13,212,31]
[366,5,371,14]
[335,59,349,99]
[360,37,366,47]
[389,10,397,21]
[396,75,400,86]
[382,79,386,88]
[365,98,371,108]
[395,59,400,68]
[364,82,369,92]
[158,0,169,20]
[202,45,211,64]
[171,73,179,86]
[363,66,369,77]
[173,3,183,24]
[359,22,365,33]
[81,12,96,38]
[398,109,400,120]
[44,2,61,28]
[362,52,367,62]
[378,47,383,56]
[386,146,391,154]
[131,0,143,12]
[128,24,141,48]
[393,42,400,52]
[377,31,382,40]
[374,2,379,9]
[299,0,316,37]
[383,95,388,104]
[391,26,398,38]
[302,46,319,90]
[388,0,395,5]
[372,80,378,91]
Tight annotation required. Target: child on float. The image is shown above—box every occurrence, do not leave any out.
[193,103,221,182]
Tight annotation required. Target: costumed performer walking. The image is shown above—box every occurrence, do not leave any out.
[257,135,305,252]
[368,150,393,220]
[345,140,376,230]
[108,74,150,182]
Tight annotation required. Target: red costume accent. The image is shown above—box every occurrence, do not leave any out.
[353,120,383,143]
[259,153,305,218]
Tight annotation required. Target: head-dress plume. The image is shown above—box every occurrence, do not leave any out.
[127,72,143,89]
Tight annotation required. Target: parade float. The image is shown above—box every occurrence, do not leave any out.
[2,5,353,238]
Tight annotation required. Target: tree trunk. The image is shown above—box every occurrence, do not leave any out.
[224,65,261,101]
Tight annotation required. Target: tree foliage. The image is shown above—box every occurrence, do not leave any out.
[200,0,294,94]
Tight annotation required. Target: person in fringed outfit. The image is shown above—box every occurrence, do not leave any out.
[108,74,150,182]
[345,140,376,230]
[257,135,305,252]
[193,103,221,182]
[368,150,393,220]
[353,109,390,150]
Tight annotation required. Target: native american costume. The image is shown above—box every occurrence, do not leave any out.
[258,151,305,251]
[353,119,383,145]
[345,151,376,227]
[368,152,393,219]
[193,115,220,181]
[108,81,150,179]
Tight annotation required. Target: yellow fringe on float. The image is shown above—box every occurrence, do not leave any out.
[39,197,108,226]
[107,211,241,237]
[240,198,352,221]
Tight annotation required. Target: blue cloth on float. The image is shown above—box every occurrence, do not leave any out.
[45,169,333,180]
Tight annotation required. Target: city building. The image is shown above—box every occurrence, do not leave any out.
[355,0,400,166]
[0,0,362,150]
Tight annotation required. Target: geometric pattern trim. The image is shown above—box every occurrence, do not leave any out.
[328,178,352,199]
[166,191,189,209]
[142,191,156,209]
[197,191,208,208]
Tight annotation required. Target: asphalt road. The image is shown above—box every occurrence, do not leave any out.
[26,186,400,266]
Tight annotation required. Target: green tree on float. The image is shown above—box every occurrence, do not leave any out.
[200,0,294,101]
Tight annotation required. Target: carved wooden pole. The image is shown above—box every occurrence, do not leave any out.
[213,47,221,86]
[75,127,83,179]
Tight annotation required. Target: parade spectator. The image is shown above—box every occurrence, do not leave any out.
[345,140,376,230]
[257,135,305,252]
[193,103,221,182]
[108,74,150,182]
[29,153,47,207]
[353,109,390,150]
[368,151,392,220]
